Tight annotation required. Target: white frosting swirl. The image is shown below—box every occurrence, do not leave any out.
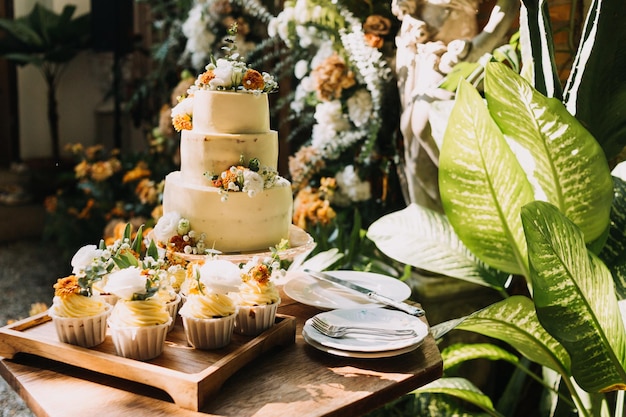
[108,298,171,327]
[50,294,108,318]
[179,292,236,319]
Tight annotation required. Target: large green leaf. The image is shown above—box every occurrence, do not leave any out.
[366,204,509,292]
[521,201,626,392]
[439,79,535,277]
[442,343,520,371]
[485,62,613,243]
[414,377,502,417]
[455,296,571,376]
[562,0,626,162]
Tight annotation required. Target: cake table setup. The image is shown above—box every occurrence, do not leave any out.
[0,52,442,416]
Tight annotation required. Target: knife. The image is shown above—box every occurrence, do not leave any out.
[303,269,425,317]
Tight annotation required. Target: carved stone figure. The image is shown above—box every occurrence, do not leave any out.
[393,0,520,211]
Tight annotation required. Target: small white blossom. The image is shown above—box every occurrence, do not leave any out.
[242,170,265,197]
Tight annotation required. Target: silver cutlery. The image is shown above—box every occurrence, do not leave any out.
[310,316,417,339]
[304,269,425,317]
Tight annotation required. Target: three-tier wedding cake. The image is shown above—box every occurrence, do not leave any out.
[158,57,293,253]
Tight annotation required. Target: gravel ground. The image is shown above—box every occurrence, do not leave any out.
[0,238,69,417]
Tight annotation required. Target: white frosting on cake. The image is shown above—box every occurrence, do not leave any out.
[192,90,269,134]
[162,90,293,253]
[180,131,278,185]
[163,172,292,253]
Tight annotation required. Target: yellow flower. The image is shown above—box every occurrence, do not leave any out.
[123,162,151,183]
[136,178,158,205]
[84,145,104,161]
[53,276,81,298]
[90,161,114,182]
[74,160,90,179]
[172,113,192,132]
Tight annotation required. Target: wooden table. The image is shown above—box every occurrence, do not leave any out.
[0,289,442,417]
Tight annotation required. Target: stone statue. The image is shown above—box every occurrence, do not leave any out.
[393,0,520,211]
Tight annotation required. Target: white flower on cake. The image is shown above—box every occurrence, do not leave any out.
[104,267,152,301]
[241,170,264,196]
[207,156,279,200]
[153,212,210,255]
[153,211,182,244]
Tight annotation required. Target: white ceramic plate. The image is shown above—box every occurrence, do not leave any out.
[302,328,423,358]
[302,308,429,354]
[283,270,411,310]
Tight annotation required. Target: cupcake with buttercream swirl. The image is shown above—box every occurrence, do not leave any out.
[105,267,171,360]
[233,257,281,336]
[49,275,111,347]
[179,259,240,349]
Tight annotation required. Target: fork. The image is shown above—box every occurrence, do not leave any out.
[310,317,417,338]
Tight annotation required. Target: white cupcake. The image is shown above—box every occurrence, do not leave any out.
[104,267,172,360]
[234,259,281,336]
[179,260,241,348]
[49,276,112,348]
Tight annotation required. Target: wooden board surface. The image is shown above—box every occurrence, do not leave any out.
[0,312,296,411]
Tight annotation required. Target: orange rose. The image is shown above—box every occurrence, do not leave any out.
[363,15,392,36]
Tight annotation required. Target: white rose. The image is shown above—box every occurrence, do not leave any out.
[347,89,373,128]
[294,60,309,80]
[153,211,182,243]
[198,260,242,294]
[242,170,265,197]
[104,267,147,300]
[71,244,103,274]
[336,165,371,202]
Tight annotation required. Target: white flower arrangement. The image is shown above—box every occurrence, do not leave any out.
[269,0,395,200]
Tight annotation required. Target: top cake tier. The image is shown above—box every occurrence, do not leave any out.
[192,90,270,134]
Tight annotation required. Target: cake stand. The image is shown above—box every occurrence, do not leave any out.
[167,225,315,264]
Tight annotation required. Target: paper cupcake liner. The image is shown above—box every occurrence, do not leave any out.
[165,293,182,332]
[181,313,235,349]
[50,305,112,348]
[234,301,279,336]
[108,319,172,361]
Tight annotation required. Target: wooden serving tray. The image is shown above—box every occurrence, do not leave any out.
[0,312,296,411]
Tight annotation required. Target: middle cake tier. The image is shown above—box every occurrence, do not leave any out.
[180,130,279,186]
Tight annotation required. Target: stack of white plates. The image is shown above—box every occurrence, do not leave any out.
[284,270,429,357]
[302,308,429,358]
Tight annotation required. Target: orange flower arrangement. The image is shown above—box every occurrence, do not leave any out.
[312,53,356,101]
[242,69,265,90]
[53,276,81,298]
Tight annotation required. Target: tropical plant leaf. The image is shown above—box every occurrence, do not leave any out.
[562,0,626,162]
[455,296,571,376]
[600,177,626,263]
[519,0,562,99]
[439,79,535,277]
[485,62,613,243]
[442,343,520,371]
[521,201,626,392]
[366,204,509,292]
[413,377,501,416]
